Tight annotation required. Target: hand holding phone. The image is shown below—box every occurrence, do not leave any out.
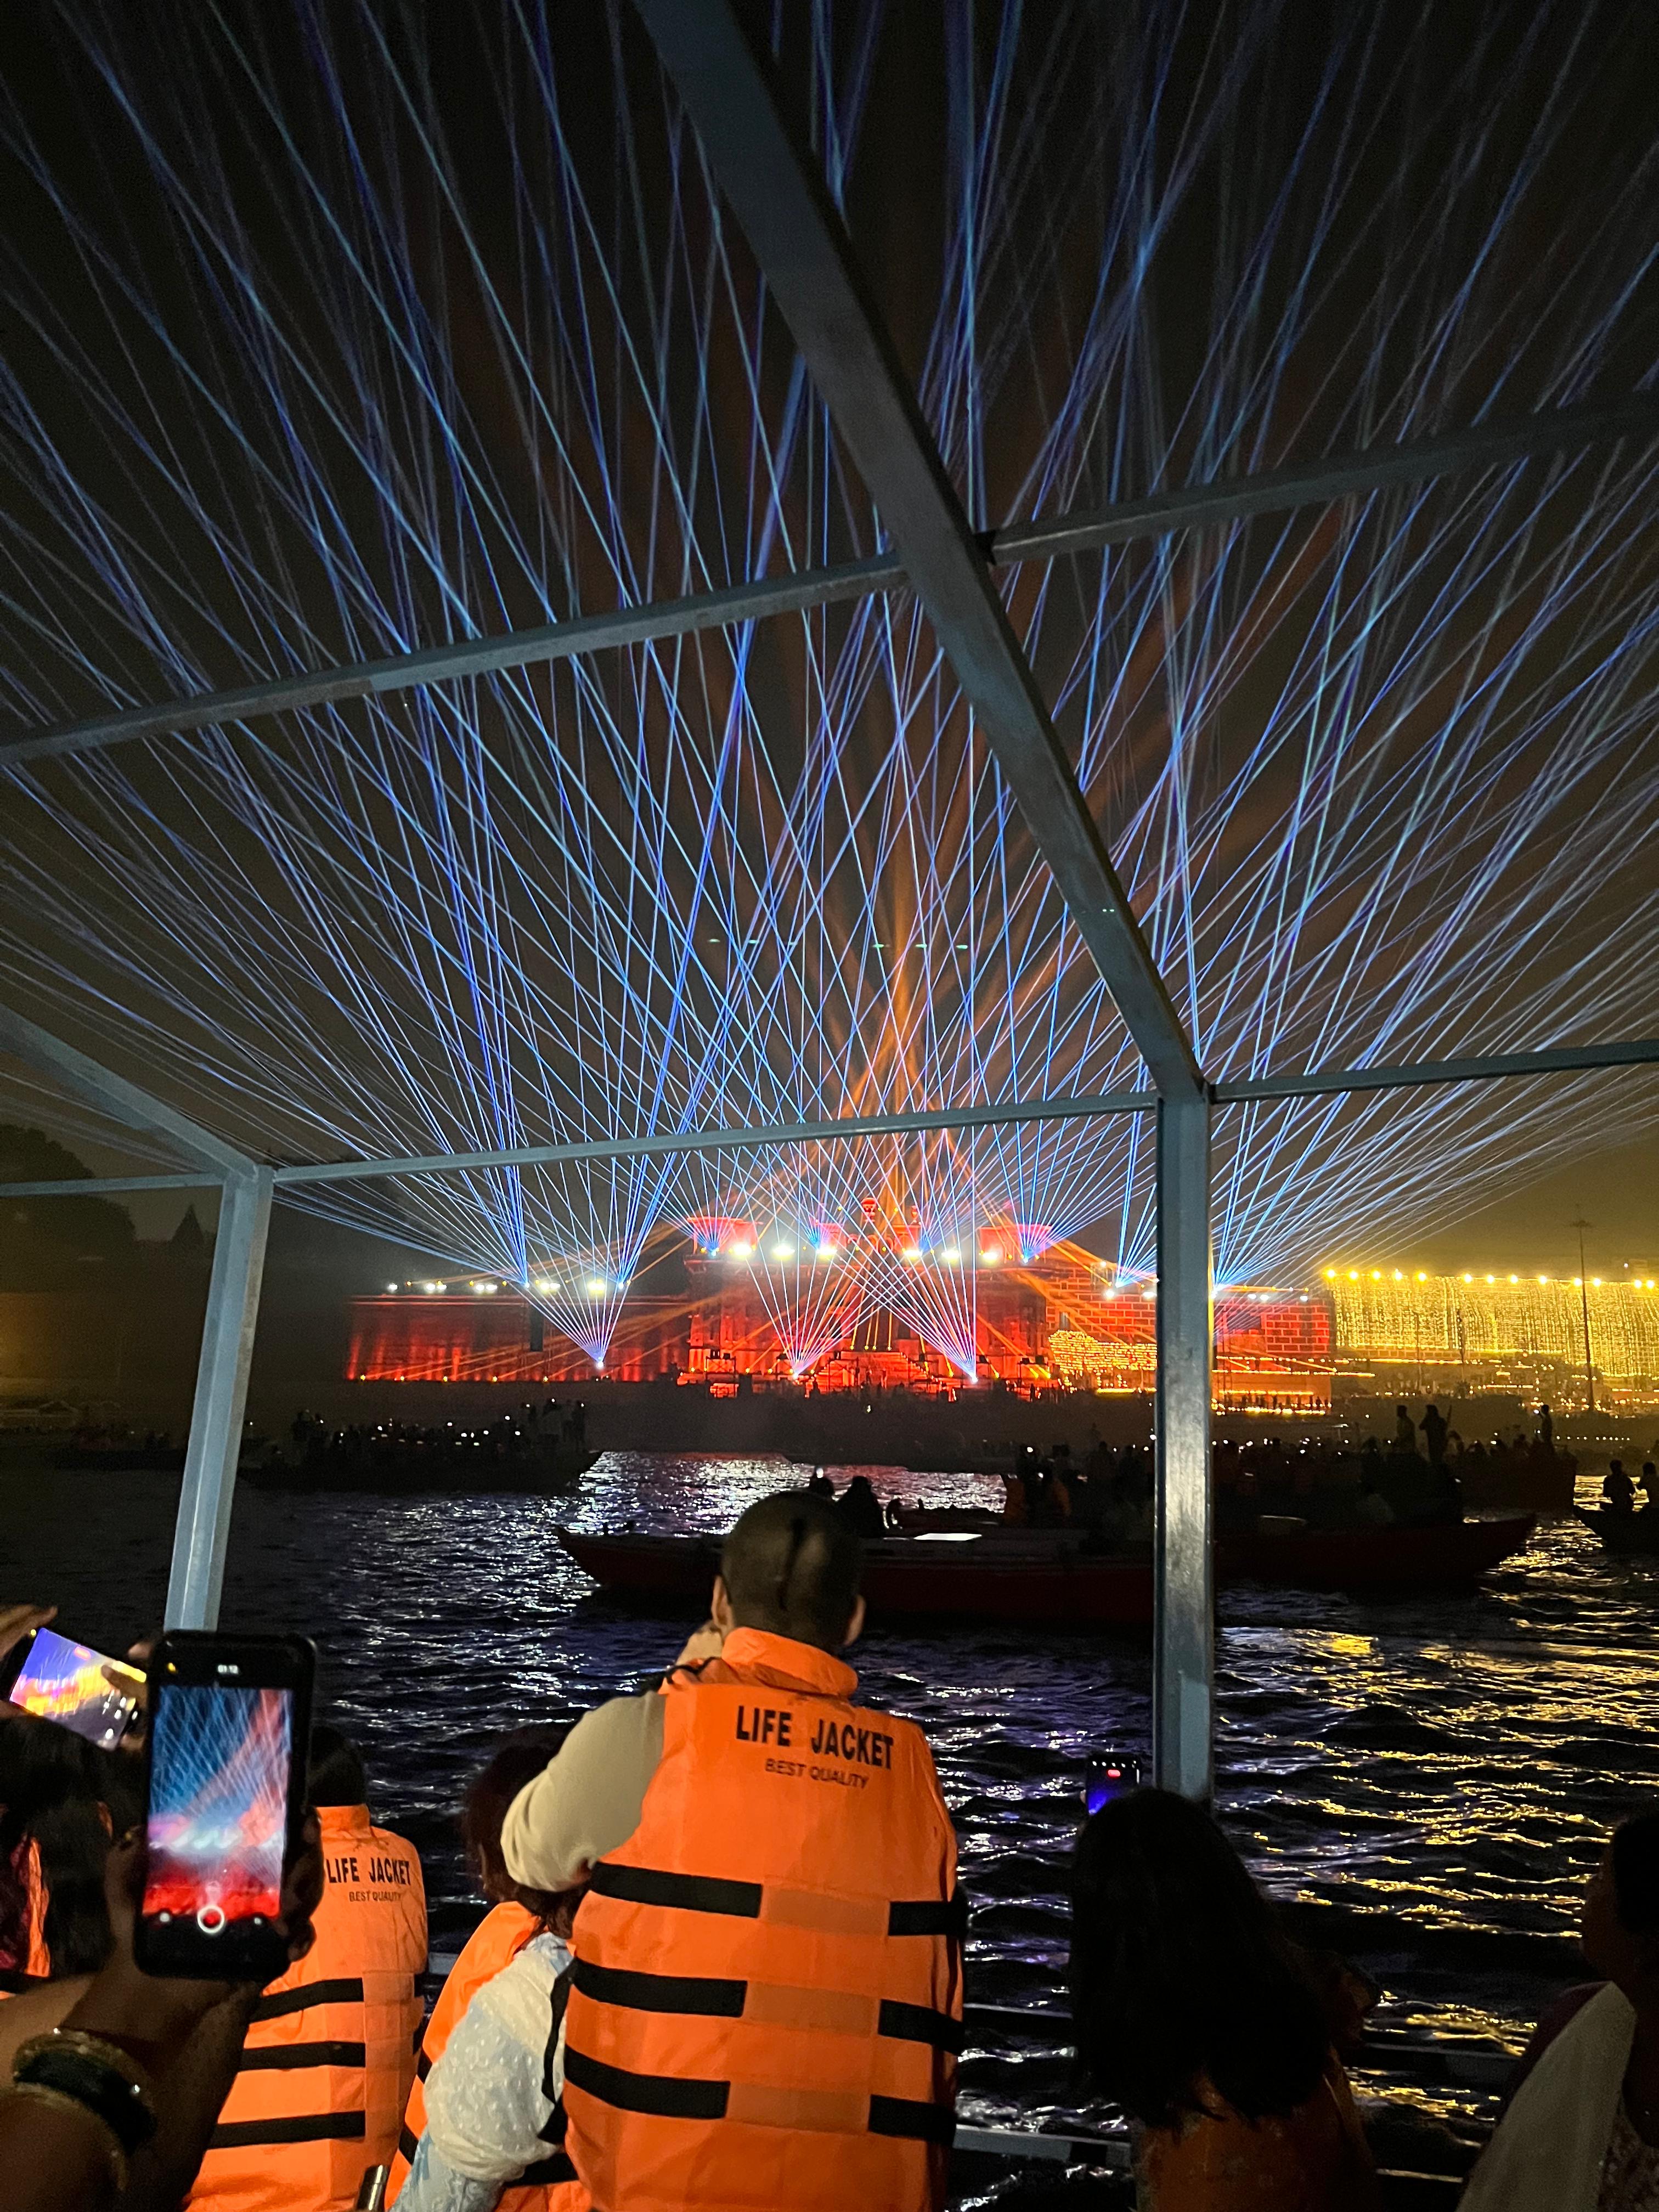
[0,1622,142,1748]
[136,1632,315,1981]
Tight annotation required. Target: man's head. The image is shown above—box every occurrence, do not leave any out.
[308,1725,368,1808]
[1583,1809,1659,2010]
[714,1491,866,1651]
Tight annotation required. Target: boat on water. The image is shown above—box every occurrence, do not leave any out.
[558,1513,1536,1629]
[241,1438,599,1497]
[50,1438,186,1472]
[1575,1506,1659,1556]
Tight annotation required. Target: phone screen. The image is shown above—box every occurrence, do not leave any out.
[143,1681,294,1936]
[7,1628,138,1749]
[1085,1754,1143,1815]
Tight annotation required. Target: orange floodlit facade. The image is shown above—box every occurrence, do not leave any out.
[345,1235,1336,1407]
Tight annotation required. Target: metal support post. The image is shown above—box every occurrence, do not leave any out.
[1154,1094,1214,1802]
[166,1167,274,1629]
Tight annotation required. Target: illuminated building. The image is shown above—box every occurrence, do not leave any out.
[346,1234,1334,1406]
[1323,1267,1659,1408]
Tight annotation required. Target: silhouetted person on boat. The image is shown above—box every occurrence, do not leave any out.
[1462,1808,1659,2210]
[1603,1460,1638,1516]
[1420,1403,1448,1466]
[806,1470,836,1499]
[1070,1791,1381,2210]
[1642,1462,1659,1511]
[834,1474,886,1539]
[1394,1403,1417,1451]
[1536,1403,1555,1453]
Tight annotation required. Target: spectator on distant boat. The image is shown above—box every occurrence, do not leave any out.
[1640,1463,1658,1511]
[834,1473,887,1539]
[1420,1404,1448,1466]
[389,1730,584,2211]
[1353,1471,1395,1527]
[1604,1462,1638,1516]
[1462,1808,1659,2210]
[1070,1790,1381,2211]
[806,1470,836,1499]
[499,1492,961,2212]
[1394,1404,1418,1451]
[1536,1403,1555,1453]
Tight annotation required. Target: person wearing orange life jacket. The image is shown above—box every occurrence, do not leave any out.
[187,1726,426,2212]
[501,1491,963,2212]
[388,1728,589,2211]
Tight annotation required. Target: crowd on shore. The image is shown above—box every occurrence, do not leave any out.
[3,1486,1658,2212]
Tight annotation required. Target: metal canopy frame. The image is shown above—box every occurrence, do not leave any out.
[0,1013,270,1630]
[3,3,1655,1804]
[4,1035,1658,1201]
[6,396,1654,772]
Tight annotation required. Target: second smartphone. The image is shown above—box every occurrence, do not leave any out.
[134,1631,315,1982]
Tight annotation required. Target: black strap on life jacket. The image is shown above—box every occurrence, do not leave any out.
[399,1958,579,2190]
[569,1959,963,2052]
[561,2047,955,2147]
[521,1959,579,2185]
[588,1860,967,1940]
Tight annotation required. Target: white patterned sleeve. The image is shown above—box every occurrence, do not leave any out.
[396,1938,569,2208]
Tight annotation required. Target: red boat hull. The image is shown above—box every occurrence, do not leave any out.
[557,1514,1534,1629]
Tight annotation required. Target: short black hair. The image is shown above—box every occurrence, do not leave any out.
[1613,1810,1659,1936]
[1071,1790,1330,2129]
[720,1491,864,1650]
[307,1725,368,1807]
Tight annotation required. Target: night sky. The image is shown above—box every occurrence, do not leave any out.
[1,0,1656,1316]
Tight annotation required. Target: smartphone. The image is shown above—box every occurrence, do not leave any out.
[134,1632,315,1981]
[0,1626,140,1749]
[1084,1754,1143,1815]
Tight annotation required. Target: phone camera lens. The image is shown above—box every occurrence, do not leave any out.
[195,1904,228,1936]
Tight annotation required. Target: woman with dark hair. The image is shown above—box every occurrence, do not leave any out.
[1462,1808,1659,2209]
[1070,1790,1379,2210]
[388,1728,588,2210]
[0,1716,139,1989]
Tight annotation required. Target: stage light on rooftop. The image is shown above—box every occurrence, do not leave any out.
[814,1244,837,1262]
[771,1242,793,1261]
[980,1246,1001,1266]
[902,1245,924,1263]
[586,1278,607,1296]
[729,1240,753,1260]
[941,1246,960,1264]
[385,1282,397,1292]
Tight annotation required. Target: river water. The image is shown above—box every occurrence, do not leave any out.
[5,1446,1657,2154]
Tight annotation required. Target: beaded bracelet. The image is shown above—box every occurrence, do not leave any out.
[11,2033,158,2157]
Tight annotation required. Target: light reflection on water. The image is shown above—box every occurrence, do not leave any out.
[7,1448,1657,2125]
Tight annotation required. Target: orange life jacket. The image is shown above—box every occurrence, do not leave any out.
[0,1837,52,1991]
[187,1803,426,2212]
[386,1899,585,2210]
[563,1628,962,2212]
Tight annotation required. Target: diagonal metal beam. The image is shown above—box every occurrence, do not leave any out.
[0,1002,253,1173]
[633,0,1200,1097]
[4,392,1651,772]
[269,1088,1157,1188]
[1214,1036,1659,1103]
